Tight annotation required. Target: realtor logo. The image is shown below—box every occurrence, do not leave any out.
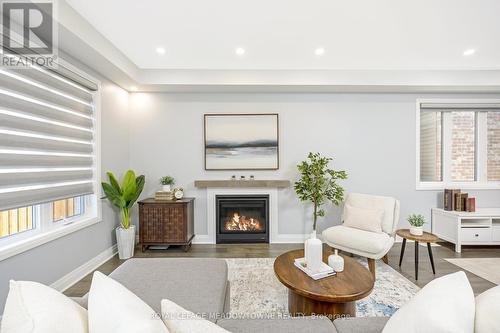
[1,0,57,67]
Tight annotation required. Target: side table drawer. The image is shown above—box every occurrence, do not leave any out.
[461,228,491,242]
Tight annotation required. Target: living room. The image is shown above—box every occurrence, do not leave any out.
[0,1,499,332]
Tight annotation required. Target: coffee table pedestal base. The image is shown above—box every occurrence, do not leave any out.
[288,290,356,320]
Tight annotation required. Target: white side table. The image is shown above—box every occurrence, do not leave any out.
[431,208,500,253]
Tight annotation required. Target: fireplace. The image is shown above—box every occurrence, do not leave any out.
[216,195,269,243]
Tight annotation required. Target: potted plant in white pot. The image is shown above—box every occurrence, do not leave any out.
[294,152,347,272]
[160,176,175,192]
[408,214,425,236]
[102,170,145,259]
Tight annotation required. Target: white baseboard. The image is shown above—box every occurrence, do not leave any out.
[50,244,118,292]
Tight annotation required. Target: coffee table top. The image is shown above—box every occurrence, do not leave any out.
[273,249,374,303]
[396,229,439,243]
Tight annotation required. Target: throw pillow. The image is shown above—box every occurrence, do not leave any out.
[342,204,384,233]
[88,271,168,333]
[382,271,475,333]
[161,299,230,333]
[0,280,88,333]
[475,284,500,333]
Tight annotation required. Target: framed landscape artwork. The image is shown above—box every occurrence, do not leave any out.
[204,114,279,170]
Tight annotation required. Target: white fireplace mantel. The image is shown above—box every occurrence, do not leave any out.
[194,186,304,244]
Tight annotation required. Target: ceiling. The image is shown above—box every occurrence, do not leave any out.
[65,0,500,71]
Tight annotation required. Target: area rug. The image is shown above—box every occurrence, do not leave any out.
[226,258,419,317]
[445,258,500,285]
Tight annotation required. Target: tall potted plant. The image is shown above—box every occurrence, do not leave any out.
[294,152,347,271]
[102,170,145,259]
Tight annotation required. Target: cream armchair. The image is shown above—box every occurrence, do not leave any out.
[322,193,400,278]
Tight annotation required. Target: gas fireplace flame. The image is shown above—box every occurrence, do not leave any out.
[224,212,262,231]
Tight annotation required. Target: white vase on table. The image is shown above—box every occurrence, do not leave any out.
[328,249,344,272]
[305,230,322,273]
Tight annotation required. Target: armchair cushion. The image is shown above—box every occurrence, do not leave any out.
[322,225,394,259]
[345,193,398,235]
[343,204,384,233]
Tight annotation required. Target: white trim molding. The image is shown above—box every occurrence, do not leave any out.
[51,244,118,292]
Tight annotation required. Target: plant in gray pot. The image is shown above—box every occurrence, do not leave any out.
[408,214,425,236]
[102,170,145,259]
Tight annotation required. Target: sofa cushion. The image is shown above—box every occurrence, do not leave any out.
[382,271,475,333]
[475,284,500,333]
[109,258,228,322]
[322,225,393,256]
[333,317,389,333]
[1,280,88,333]
[89,271,168,333]
[161,298,229,333]
[345,193,397,234]
[216,317,336,333]
[343,204,384,233]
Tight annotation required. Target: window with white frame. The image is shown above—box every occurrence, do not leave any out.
[417,101,500,189]
[0,55,101,256]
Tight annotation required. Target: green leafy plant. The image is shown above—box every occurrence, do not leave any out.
[407,214,426,227]
[294,152,348,231]
[160,176,175,186]
[102,170,145,229]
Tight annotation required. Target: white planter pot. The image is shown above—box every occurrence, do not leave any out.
[410,226,423,236]
[305,230,323,273]
[116,225,135,259]
[162,185,171,192]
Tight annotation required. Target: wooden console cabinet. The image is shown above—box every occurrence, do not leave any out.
[138,198,195,251]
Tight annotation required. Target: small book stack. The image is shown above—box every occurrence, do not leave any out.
[155,191,174,201]
[444,189,476,212]
[294,257,336,280]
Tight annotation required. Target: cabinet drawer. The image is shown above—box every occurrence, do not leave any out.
[461,228,491,242]
[492,227,500,242]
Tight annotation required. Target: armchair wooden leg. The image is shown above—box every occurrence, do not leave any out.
[367,258,376,279]
[382,254,388,264]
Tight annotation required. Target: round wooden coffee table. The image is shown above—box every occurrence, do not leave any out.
[274,249,374,319]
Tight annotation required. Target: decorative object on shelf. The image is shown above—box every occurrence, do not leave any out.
[407,214,425,236]
[231,175,236,180]
[102,170,145,259]
[160,176,175,192]
[173,188,184,200]
[328,249,345,272]
[466,197,476,212]
[204,114,279,170]
[250,175,255,180]
[444,189,460,211]
[155,191,174,201]
[294,152,347,271]
[240,175,246,180]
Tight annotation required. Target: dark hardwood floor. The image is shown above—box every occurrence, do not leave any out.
[64,241,500,297]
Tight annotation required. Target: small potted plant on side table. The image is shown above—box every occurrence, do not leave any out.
[408,214,425,236]
[160,176,175,192]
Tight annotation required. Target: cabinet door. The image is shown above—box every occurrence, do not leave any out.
[163,205,186,242]
[141,205,167,243]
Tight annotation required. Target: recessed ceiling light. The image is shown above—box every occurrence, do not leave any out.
[130,86,138,91]
[156,47,166,55]
[463,49,476,56]
[315,47,325,56]
[235,47,245,56]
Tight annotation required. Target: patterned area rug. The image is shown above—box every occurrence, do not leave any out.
[226,258,419,317]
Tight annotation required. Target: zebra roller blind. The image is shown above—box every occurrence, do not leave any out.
[0,62,97,211]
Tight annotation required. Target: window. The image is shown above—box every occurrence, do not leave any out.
[0,54,101,259]
[417,101,500,189]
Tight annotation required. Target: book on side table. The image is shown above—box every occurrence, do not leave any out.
[294,257,336,280]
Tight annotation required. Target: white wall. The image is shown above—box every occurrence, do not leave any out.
[0,77,130,313]
[128,92,500,239]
